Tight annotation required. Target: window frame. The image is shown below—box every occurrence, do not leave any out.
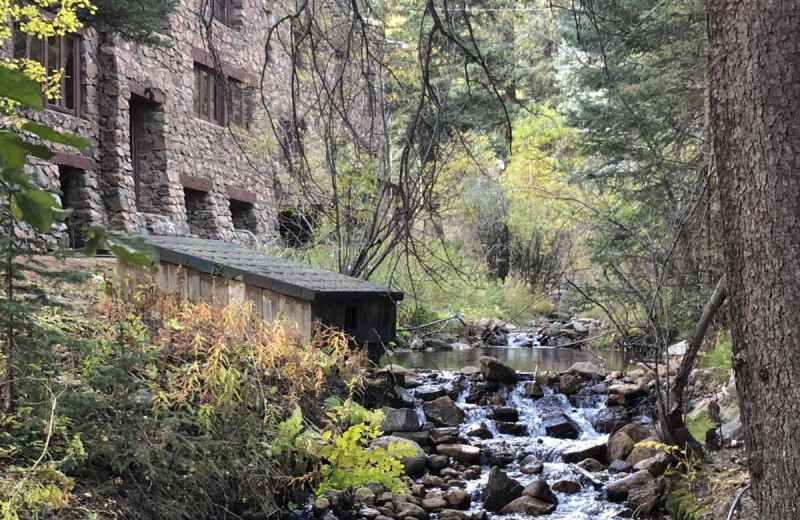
[193,63,223,125]
[226,79,254,129]
[13,29,81,116]
[213,0,233,25]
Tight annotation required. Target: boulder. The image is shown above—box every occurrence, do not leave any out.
[633,452,669,477]
[479,356,518,384]
[381,407,422,433]
[396,502,428,520]
[465,422,493,439]
[491,406,519,422]
[591,407,629,434]
[567,361,609,380]
[722,415,743,441]
[430,427,461,444]
[481,467,523,511]
[357,487,377,506]
[313,498,331,516]
[499,497,556,516]
[608,459,633,473]
[625,438,660,466]
[606,470,654,502]
[536,372,558,386]
[562,440,607,463]
[427,455,449,472]
[422,495,448,511]
[370,436,427,476]
[424,338,453,351]
[616,423,651,444]
[558,374,582,395]
[436,444,481,463]
[577,458,605,472]
[485,448,515,468]
[444,488,471,509]
[607,431,636,462]
[524,381,545,398]
[627,477,657,514]
[394,431,430,446]
[543,412,581,439]
[522,479,557,504]
[460,366,480,376]
[423,397,466,427]
[496,422,528,436]
[520,454,544,475]
[551,480,581,495]
[668,340,688,356]
[415,386,447,401]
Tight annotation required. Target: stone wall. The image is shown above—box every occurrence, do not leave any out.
[10,0,288,246]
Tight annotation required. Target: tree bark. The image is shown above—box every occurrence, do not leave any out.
[709,1,800,517]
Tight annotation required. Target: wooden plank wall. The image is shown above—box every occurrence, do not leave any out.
[121,260,313,339]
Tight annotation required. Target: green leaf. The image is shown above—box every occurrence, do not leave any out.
[107,234,159,266]
[0,65,44,110]
[22,122,90,149]
[13,189,59,232]
[84,229,158,266]
[0,132,53,161]
[84,226,107,257]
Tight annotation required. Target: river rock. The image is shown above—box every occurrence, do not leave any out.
[416,385,448,401]
[430,427,460,444]
[627,476,657,514]
[522,479,557,504]
[607,431,636,461]
[425,338,453,351]
[499,497,556,516]
[427,455,449,472]
[481,467,523,511]
[370,436,427,475]
[421,474,443,487]
[424,397,466,427]
[313,498,331,516]
[485,448,515,468]
[608,459,633,473]
[520,454,544,474]
[444,488,471,509]
[357,487,377,506]
[592,407,629,434]
[562,440,607,463]
[382,407,422,433]
[607,393,626,407]
[606,470,654,501]
[437,444,481,463]
[577,458,605,472]
[465,422,493,439]
[543,412,581,439]
[491,406,519,422]
[634,452,669,477]
[422,494,447,511]
[625,439,660,466]
[524,381,544,398]
[536,372,558,386]
[496,422,528,436]
[479,356,518,384]
[617,423,651,443]
[438,510,470,520]
[396,502,428,520]
[552,480,581,494]
[567,361,609,380]
[460,366,481,376]
[394,431,430,446]
[558,374,582,395]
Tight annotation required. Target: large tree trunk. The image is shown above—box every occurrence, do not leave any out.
[708,1,800,517]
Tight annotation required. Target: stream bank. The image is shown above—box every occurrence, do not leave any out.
[308,354,670,520]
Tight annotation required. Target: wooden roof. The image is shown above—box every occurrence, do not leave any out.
[147,236,403,302]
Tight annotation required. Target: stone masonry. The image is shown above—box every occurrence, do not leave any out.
[12,0,288,247]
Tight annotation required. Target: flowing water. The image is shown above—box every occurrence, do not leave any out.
[379,334,638,519]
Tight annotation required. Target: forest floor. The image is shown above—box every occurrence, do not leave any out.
[695,446,754,520]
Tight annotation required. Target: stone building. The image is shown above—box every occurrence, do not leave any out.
[11,0,289,247]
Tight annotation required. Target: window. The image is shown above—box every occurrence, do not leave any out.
[193,64,222,123]
[214,0,231,24]
[13,29,80,114]
[227,80,253,128]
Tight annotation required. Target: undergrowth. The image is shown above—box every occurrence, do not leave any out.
[0,275,391,520]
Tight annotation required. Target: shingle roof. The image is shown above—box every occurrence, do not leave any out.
[147,236,403,302]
